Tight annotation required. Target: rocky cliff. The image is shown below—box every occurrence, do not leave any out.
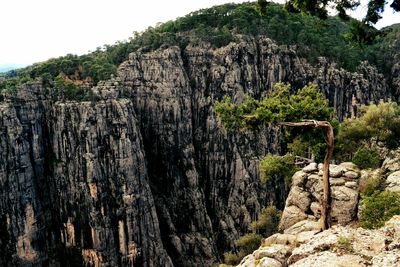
[0,36,395,267]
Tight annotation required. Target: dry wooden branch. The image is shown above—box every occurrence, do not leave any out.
[280,120,333,230]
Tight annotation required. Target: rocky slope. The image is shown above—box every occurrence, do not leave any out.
[237,161,400,267]
[238,215,400,267]
[0,36,396,266]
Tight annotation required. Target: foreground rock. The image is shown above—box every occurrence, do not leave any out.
[279,162,360,230]
[238,215,400,267]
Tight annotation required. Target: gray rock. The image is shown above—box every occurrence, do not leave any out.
[284,220,321,235]
[339,162,360,172]
[386,171,400,192]
[310,202,321,217]
[255,257,282,267]
[344,171,360,179]
[292,171,308,187]
[382,150,400,172]
[329,165,345,178]
[303,163,318,173]
[286,186,312,212]
[279,206,308,231]
[331,186,359,225]
[253,244,291,264]
[330,178,346,186]
[263,233,297,247]
[290,251,368,267]
[345,181,358,189]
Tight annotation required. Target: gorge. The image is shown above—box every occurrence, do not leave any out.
[1,3,400,267]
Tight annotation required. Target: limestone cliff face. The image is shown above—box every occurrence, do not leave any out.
[0,84,172,266]
[0,37,394,267]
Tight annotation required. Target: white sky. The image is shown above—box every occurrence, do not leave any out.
[0,0,399,66]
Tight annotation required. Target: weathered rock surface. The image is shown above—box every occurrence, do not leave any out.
[238,215,400,267]
[386,171,400,192]
[279,162,360,230]
[0,37,392,266]
[0,87,172,266]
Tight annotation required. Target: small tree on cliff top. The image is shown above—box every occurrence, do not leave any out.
[215,83,335,230]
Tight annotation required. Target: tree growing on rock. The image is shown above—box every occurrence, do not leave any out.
[215,83,336,230]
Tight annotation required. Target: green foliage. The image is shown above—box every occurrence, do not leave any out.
[336,236,353,251]
[235,233,263,252]
[259,154,296,187]
[343,20,379,45]
[222,252,240,266]
[2,2,399,100]
[257,0,268,15]
[54,76,86,101]
[215,96,243,130]
[360,175,385,197]
[0,76,32,101]
[222,205,281,265]
[352,148,380,169]
[216,83,333,129]
[223,233,262,265]
[337,101,400,161]
[285,0,398,25]
[250,205,282,236]
[216,82,334,168]
[360,191,400,229]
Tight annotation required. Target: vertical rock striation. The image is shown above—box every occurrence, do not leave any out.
[0,84,171,266]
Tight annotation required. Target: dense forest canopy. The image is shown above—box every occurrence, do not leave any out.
[1,1,399,100]
[278,0,399,23]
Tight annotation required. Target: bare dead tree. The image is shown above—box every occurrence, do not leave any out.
[280,120,334,230]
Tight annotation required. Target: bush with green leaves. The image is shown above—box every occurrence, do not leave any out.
[360,174,385,197]
[222,205,280,265]
[352,147,381,169]
[259,154,296,188]
[250,205,282,236]
[223,233,263,265]
[339,101,400,151]
[216,82,333,185]
[360,191,400,229]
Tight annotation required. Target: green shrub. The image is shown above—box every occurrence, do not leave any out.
[235,233,263,256]
[360,175,385,196]
[360,191,400,229]
[259,154,296,187]
[352,147,380,169]
[222,252,241,266]
[336,236,353,251]
[64,83,85,101]
[250,205,281,237]
[339,102,400,155]
[222,205,280,265]
[222,233,262,265]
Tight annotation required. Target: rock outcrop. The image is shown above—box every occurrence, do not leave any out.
[279,162,360,230]
[237,159,400,267]
[0,37,393,266]
[238,215,400,267]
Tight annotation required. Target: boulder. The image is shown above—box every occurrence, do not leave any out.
[279,206,308,231]
[303,163,318,173]
[286,186,311,212]
[386,171,400,192]
[290,251,368,267]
